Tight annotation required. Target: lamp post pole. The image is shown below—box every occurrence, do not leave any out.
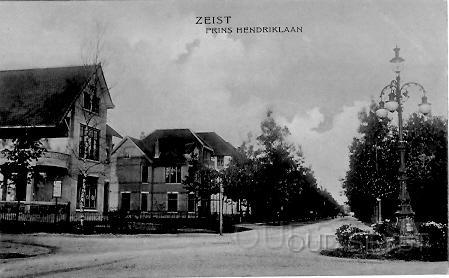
[376,197,382,223]
[394,73,416,240]
[376,46,431,245]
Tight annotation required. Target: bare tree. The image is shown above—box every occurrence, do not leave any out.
[67,21,114,228]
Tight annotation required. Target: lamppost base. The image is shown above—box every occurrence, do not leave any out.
[396,214,422,246]
[398,235,422,247]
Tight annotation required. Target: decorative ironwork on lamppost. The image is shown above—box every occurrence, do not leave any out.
[375,46,431,244]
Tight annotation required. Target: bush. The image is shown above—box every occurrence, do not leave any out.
[335,224,363,248]
[419,221,447,249]
[348,231,384,250]
[107,210,128,233]
[372,219,399,237]
[325,222,447,261]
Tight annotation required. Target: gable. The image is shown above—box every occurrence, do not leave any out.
[0,64,113,129]
[112,137,151,162]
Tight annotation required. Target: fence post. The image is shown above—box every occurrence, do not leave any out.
[15,200,20,222]
[54,197,58,225]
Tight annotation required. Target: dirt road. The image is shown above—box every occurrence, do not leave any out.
[0,217,447,277]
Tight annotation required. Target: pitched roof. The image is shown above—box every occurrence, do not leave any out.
[111,136,152,162]
[114,129,240,165]
[128,136,146,152]
[137,129,212,164]
[0,65,112,128]
[196,132,238,157]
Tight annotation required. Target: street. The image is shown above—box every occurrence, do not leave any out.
[0,217,447,277]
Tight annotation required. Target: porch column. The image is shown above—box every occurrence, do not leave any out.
[0,172,7,201]
[25,173,34,202]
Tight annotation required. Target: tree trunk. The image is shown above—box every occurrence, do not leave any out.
[80,173,87,229]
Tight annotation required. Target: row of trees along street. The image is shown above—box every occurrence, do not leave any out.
[2,108,342,226]
[342,101,447,223]
[184,110,342,223]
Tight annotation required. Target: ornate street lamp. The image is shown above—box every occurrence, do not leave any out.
[375,46,430,245]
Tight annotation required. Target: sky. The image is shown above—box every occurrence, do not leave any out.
[0,0,446,203]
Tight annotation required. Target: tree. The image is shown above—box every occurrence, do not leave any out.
[183,154,220,216]
[342,102,399,222]
[342,102,447,223]
[221,110,342,222]
[68,22,114,227]
[0,136,45,205]
[404,113,447,223]
[253,110,300,220]
[221,137,258,217]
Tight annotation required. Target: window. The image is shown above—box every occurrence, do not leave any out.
[141,165,149,183]
[121,192,130,211]
[79,124,100,161]
[83,92,92,110]
[217,156,224,167]
[141,193,148,211]
[77,176,98,209]
[167,192,178,212]
[83,84,100,113]
[165,166,181,183]
[188,193,195,213]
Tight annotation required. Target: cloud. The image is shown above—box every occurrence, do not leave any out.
[105,14,284,146]
[279,100,369,203]
[175,39,201,64]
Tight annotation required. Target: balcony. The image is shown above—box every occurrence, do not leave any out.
[35,151,70,169]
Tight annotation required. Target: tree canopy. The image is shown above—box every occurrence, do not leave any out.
[342,103,447,223]
[222,110,342,221]
[0,137,45,201]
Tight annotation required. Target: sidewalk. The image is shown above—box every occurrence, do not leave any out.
[0,240,52,259]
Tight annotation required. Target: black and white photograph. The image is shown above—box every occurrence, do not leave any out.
[0,0,447,276]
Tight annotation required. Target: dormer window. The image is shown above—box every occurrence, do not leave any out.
[83,83,100,113]
[217,156,224,167]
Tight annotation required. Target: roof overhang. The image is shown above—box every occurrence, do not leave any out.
[106,124,122,139]
[189,129,214,153]
[0,125,68,139]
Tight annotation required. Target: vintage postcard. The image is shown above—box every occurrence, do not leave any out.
[0,0,447,277]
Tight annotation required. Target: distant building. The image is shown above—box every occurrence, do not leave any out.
[196,132,237,170]
[0,65,121,213]
[110,129,238,214]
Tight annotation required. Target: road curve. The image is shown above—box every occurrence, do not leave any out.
[0,217,447,277]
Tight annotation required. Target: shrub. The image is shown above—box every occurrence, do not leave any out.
[348,231,384,250]
[335,224,363,248]
[372,219,399,237]
[419,221,447,249]
[107,210,128,233]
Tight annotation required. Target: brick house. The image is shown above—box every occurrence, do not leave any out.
[110,129,238,214]
[0,65,121,213]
